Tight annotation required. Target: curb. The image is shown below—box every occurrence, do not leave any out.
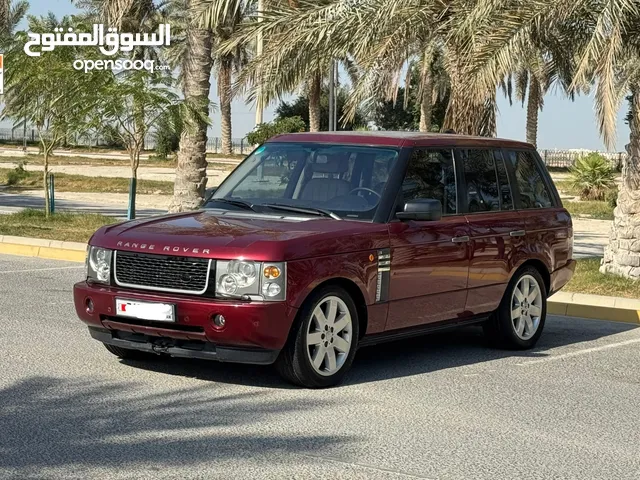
[0,235,639,325]
[548,292,640,325]
[0,235,86,263]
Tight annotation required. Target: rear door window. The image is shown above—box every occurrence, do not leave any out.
[505,150,554,209]
[459,149,500,213]
[494,150,514,210]
[403,149,457,215]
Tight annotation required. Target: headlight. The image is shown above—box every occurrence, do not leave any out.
[215,260,286,301]
[87,246,112,284]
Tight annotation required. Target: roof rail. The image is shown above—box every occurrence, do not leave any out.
[443,129,456,134]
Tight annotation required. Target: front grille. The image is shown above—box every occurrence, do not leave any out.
[114,251,211,294]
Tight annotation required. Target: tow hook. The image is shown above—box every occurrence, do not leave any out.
[151,344,170,354]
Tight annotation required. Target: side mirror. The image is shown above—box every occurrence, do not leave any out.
[396,198,442,221]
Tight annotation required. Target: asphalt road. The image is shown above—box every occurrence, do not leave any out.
[1,254,639,479]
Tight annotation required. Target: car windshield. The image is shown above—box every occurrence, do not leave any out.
[207,142,399,221]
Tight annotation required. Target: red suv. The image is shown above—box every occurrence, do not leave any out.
[74,132,575,387]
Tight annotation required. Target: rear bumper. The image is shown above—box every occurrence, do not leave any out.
[550,259,577,295]
[89,327,280,364]
[74,281,298,355]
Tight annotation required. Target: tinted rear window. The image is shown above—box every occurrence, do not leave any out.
[505,150,554,209]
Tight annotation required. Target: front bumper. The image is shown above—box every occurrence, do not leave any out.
[74,281,299,359]
[89,327,280,364]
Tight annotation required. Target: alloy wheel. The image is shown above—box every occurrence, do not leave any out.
[511,274,543,340]
[306,296,353,376]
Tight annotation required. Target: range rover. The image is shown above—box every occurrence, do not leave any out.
[74,132,575,388]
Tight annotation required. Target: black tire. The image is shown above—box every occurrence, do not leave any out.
[276,286,360,388]
[103,342,154,360]
[484,266,547,350]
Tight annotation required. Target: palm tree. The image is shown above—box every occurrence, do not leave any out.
[169,1,213,212]
[218,0,501,136]
[597,37,640,279]
[201,0,332,133]
[465,0,640,278]
[209,2,251,155]
[0,0,9,37]
[0,1,27,46]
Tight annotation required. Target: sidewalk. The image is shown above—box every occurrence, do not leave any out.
[0,160,232,183]
[0,235,638,325]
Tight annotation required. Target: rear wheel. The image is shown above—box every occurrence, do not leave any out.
[484,266,547,349]
[102,343,154,360]
[276,286,359,388]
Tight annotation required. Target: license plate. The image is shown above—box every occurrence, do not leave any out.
[115,299,175,322]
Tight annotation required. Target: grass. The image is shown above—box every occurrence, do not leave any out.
[0,154,177,168]
[0,168,174,195]
[0,155,238,170]
[0,209,115,242]
[563,200,614,220]
[564,257,640,299]
[554,180,577,195]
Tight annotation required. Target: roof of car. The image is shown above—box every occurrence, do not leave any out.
[268,131,534,149]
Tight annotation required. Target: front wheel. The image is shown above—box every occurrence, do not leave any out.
[276,286,359,388]
[484,266,547,349]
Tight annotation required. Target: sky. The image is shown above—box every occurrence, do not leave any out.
[11,0,631,152]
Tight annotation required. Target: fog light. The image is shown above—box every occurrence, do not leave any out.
[213,314,226,327]
[85,298,94,313]
[262,282,281,297]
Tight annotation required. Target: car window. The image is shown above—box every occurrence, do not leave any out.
[505,150,554,209]
[459,149,500,213]
[210,142,399,221]
[494,150,514,210]
[403,149,457,215]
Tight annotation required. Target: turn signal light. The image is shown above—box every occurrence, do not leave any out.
[263,266,281,279]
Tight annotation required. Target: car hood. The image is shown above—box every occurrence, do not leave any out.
[91,210,390,261]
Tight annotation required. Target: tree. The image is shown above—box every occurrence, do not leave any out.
[168,0,214,213]
[500,23,579,147]
[2,15,104,216]
[217,0,502,136]
[0,1,27,46]
[466,0,640,279]
[200,0,251,155]
[275,87,367,131]
[94,70,179,219]
[245,115,305,145]
[373,62,449,131]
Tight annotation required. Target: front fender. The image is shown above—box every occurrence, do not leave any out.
[286,252,378,309]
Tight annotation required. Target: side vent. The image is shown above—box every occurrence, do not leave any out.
[376,249,391,303]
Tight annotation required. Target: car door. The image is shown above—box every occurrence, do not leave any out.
[504,149,572,271]
[457,148,525,315]
[385,148,471,331]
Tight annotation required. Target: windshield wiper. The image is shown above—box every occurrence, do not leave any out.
[262,203,341,220]
[210,198,255,211]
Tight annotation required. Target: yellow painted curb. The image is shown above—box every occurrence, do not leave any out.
[548,300,640,324]
[0,243,85,263]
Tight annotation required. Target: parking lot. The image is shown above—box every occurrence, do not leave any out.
[1,253,639,479]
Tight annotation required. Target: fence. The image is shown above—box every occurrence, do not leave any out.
[540,149,627,170]
[0,128,627,163]
[0,127,253,155]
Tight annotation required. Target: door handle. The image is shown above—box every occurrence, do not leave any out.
[510,230,526,237]
[452,235,470,243]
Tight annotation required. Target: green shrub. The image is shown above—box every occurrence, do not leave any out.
[246,116,306,146]
[6,163,29,185]
[569,153,616,201]
[606,185,619,208]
